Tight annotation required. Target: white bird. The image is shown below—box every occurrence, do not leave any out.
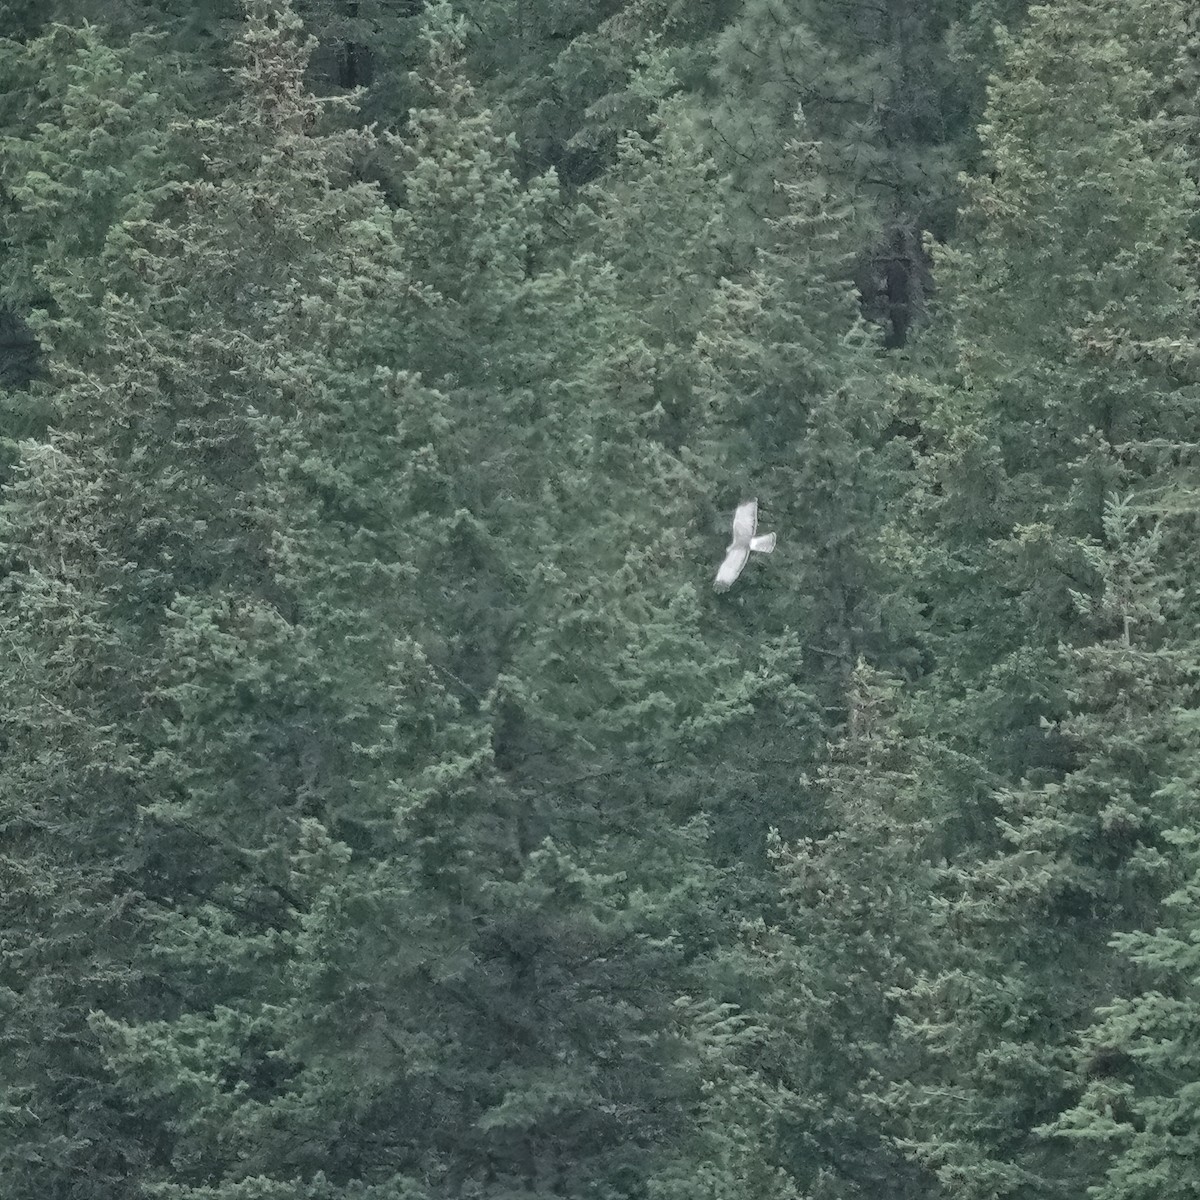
[714,498,776,591]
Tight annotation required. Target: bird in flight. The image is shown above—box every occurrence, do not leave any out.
[714,498,776,591]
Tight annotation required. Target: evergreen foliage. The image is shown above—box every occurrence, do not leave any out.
[4,1,1200,1199]
[875,2,1200,1197]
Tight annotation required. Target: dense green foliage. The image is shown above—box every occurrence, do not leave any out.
[2,1,1199,1198]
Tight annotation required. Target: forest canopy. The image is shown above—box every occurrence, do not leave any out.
[2,1,1200,1198]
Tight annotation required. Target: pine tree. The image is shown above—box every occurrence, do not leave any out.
[447,0,735,188]
[0,22,186,462]
[889,496,1197,1198]
[1048,681,1200,1200]
[705,0,993,344]
[696,122,919,725]
[0,25,201,1197]
[879,2,1200,1195]
[0,4,816,1197]
[737,662,944,1200]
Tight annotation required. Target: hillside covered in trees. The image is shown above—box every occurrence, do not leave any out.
[2,1,1200,1197]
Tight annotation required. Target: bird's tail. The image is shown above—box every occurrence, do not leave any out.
[750,533,776,554]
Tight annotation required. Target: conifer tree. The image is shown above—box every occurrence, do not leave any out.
[0,4,820,1197]
[0,23,185,461]
[879,2,1200,1195]
[740,662,944,1200]
[447,0,736,188]
[696,122,919,735]
[705,0,995,342]
[0,26,199,1197]
[1048,637,1200,1200]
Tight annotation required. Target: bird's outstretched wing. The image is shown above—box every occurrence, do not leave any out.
[730,498,758,546]
[714,545,750,591]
